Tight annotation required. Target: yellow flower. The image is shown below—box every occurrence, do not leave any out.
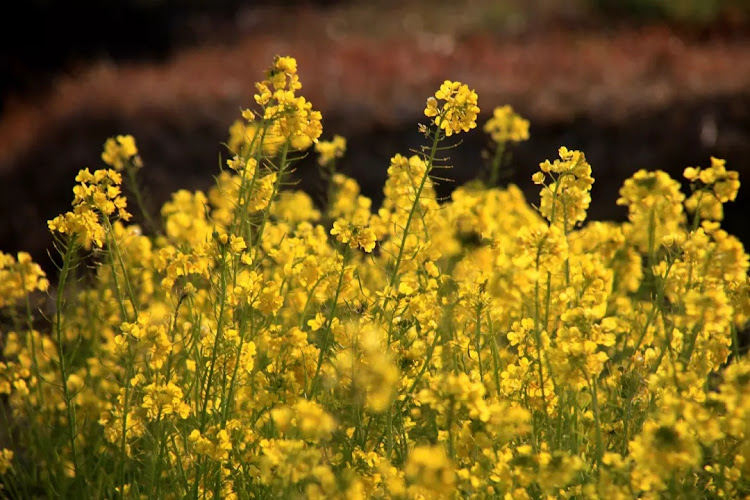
[256,282,284,315]
[629,419,701,492]
[537,147,594,230]
[141,382,190,420]
[515,223,569,273]
[683,157,740,222]
[9,51,750,500]
[0,252,49,308]
[294,400,336,440]
[424,80,480,136]
[229,235,247,253]
[330,219,377,252]
[101,134,141,171]
[48,167,131,248]
[271,407,293,432]
[405,445,455,497]
[484,105,529,144]
[0,448,13,474]
[250,56,322,152]
[315,135,347,166]
[272,190,321,223]
[617,169,686,252]
[308,313,326,331]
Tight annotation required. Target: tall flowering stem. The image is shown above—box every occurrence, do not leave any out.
[484,105,529,187]
[308,245,350,399]
[52,238,81,482]
[386,80,479,307]
[387,124,443,293]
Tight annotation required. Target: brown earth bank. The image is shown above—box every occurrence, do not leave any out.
[2,18,750,271]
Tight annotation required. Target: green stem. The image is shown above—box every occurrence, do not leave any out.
[117,338,135,500]
[308,246,350,399]
[533,256,552,442]
[235,120,267,241]
[372,328,441,453]
[488,140,505,187]
[221,311,254,426]
[387,127,442,293]
[475,301,484,385]
[446,398,456,459]
[198,243,230,430]
[191,243,230,499]
[125,166,158,235]
[622,394,633,455]
[19,266,47,412]
[251,141,290,265]
[489,329,503,397]
[54,239,81,485]
[386,403,394,459]
[585,370,604,472]
[103,217,139,318]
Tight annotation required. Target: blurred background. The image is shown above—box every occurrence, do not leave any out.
[2,0,750,270]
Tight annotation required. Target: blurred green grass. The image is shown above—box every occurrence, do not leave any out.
[589,0,750,25]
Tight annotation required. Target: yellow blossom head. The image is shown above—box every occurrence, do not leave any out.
[484,105,530,144]
[101,134,141,171]
[315,135,347,166]
[424,80,480,136]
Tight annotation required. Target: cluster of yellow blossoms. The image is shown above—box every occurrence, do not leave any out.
[483,105,529,144]
[424,80,480,136]
[102,134,142,171]
[1,56,749,499]
[0,252,49,309]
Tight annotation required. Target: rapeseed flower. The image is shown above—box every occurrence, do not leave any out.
[3,54,750,500]
[424,80,480,136]
[484,105,529,144]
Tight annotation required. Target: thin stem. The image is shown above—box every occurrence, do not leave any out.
[103,217,139,319]
[221,310,254,426]
[387,127,442,293]
[19,266,47,412]
[251,141,290,265]
[198,243,230,431]
[488,140,505,187]
[474,301,485,385]
[585,369,604,472]
[125,166,158,235]
[54,239,81,484]
[308,247,350,399]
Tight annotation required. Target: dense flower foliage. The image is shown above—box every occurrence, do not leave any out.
[1,56,749,499]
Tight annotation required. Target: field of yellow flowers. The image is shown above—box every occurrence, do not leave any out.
[1,55,749,499]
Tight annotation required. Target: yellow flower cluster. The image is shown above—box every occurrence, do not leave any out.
[331,219,377,252]
[684,156,741,221]
[617,168,685,252]
[1,55,749,499]
[534,146,595,230]
[253,55,323,152]
[48,168,131,248]
[405,445,455,498]
[101,134,142,171]
[0,252,49,308]
[0,450,12,475]
[424,80,480,136]
[483,105,530,144]
[315,134,347,166]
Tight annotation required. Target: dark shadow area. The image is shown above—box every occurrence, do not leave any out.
[0,0,345,112]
